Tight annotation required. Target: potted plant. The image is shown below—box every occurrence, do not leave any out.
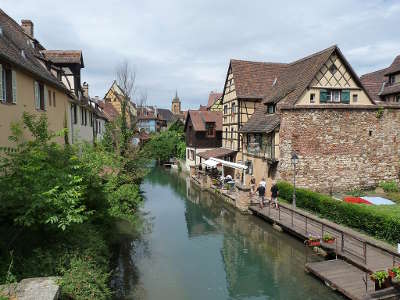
[306,235,321,247]
[370,270,390,290]
[389,266,400,284]
[322,233,336,244]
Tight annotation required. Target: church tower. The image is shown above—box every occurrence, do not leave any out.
[171,90,181,115]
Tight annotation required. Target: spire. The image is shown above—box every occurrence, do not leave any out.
[173,89,180,103]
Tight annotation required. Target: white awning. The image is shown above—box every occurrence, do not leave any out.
[203,159,219,168]
[210,157,248,170]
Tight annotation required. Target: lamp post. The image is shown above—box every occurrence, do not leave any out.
[291,152,299,208]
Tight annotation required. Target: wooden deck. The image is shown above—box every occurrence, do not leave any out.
[306,260,374,300]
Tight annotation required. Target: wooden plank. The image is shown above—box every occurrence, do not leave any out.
[306,260,374,300]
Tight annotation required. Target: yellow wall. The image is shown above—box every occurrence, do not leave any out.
[0,67,69,148]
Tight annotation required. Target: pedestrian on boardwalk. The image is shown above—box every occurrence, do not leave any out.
[259,177,266,188]
[249,176,256,196]
[270,182,279,209]
[256,184,266,209]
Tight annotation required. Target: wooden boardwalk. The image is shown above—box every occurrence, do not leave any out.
[250,202,400,299]
[305,260,374,300]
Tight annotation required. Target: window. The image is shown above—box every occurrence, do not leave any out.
[72,104,77,124]
[267,104,276,114]
[84,109,88,126]
[320,89,349,104]
[53,91,56,107]
[81,107,85,125]
[246,134,250,145]
[89,112,93,127]
[396,95,400,103]
[353,94,358,103]
[48,90,52,106]
[225,128,228,138]
[0,65,16,104]
[389,75,395,85]
[231,128,233,139]
[34,81,46,110]
[224,105,228,115]
[231,103,236,114]
[329,64,337,75]
[255,133,262,147]
[310,93,315,103]
[206,122,215,137]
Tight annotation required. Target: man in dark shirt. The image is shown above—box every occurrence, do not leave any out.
[270,182,279,209]
[256,184,266,209]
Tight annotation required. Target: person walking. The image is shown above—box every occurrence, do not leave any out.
[256,184,266,209]
[270,182,279,209]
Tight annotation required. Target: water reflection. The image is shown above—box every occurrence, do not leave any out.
[113,168,344,299]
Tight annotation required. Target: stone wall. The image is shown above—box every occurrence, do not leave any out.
[278,108,400,193]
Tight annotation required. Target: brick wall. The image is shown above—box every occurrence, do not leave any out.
[278,108,400,193]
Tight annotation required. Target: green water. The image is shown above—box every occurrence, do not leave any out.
[112,167,344,299]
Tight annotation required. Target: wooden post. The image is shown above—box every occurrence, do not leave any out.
[341,232,344,252]
[363,243,367,265]
[305,217,308,234]
[291,210,294,227]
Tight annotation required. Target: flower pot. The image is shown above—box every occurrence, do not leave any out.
[371,276,391,291]
[307,240,321,247]
[323,238,335,244]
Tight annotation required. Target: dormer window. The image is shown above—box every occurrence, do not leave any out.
[267,104,276,114]
[389,75,395,85]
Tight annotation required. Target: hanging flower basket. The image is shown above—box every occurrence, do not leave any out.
[305,235,321,247]
[322,233,336,244]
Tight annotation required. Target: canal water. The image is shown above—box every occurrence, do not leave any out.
[112,167,344,300]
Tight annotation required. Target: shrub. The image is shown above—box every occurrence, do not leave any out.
[277,181,400,244]
[379,180,399,193]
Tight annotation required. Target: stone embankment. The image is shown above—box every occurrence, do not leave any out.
[0,277,60,300]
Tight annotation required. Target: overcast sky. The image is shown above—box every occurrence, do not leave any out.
[2,0,399,109]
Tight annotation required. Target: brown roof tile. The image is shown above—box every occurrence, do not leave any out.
[0,9,67,91]
[240,105,280,133]
[230,60,286,99]
[207,91,222,107]
[360,69,387,102]
[384,55,400,76]
[99,100,119,122]
[184,110,222,131]
[197,148,236,160]
[41,50,84,66]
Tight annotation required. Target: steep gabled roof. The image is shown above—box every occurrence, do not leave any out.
[157,108,174,122]
[98,100,120,122]
[384,55,400,76]
[41,50,84,67]
[263,45,373,108]
[184,110,222,132]
[0,9,68,92]
[207,91,222,108]
[360,69,387,103]
[229,60,287,99]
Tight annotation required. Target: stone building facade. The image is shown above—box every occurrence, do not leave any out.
[278,108,400,192]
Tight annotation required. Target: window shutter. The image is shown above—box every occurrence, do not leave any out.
[34,81,40,109]
[44,85,48,110]
[320,89,328,103]
[0,65,4,102]
[11,70,17,104]
[341,90,350,104]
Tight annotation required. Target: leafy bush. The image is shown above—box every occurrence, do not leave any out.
[277,181,400,244]
[59,255,111,300]
[379,180,399,193]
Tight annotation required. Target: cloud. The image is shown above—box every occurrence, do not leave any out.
[2,0,399,109]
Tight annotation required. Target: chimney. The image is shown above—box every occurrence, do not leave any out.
[82,82,89,98]
[21,20,34,38]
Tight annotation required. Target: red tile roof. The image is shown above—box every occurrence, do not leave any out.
[184,110,222,131]
[230,60,287,99]
[99,100,119,122]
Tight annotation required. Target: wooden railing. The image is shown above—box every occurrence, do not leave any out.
[260,203,400,270]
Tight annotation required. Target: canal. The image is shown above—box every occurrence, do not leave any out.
[112,167,344,299]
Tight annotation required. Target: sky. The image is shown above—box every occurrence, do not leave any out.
[2,0,399,110]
